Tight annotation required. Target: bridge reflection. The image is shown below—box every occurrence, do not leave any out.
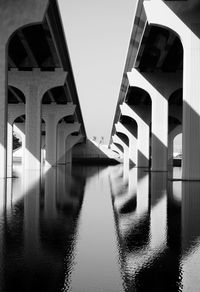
[109,165,200,292]
[1,164,200,291]
[0,164,86,292]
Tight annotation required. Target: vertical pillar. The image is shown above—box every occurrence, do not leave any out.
[151,95,168,172]
[0,47,7,178]
[7,123,13,177]
[57,121,80,165]
[57,122,66,164]
[25,86,41,170]
[120,103,150,168]
[116,122,137,166]
[138,121,149,168]
[8,69,67,170]
[65,134,83,164]
[113,135,129,181]
[0,0,49,178]
[123,145,129,181]
[128,70,168,171]
[65,149,72,164]
[168,133,174,179]
[129,135,137,166]
[168,134,173,167]
[182,35,200,180]
[45,114,57,167]
[41,134,45,165]
[42,103,76,167]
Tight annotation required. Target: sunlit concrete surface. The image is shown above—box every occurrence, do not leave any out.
[110,0,200,181]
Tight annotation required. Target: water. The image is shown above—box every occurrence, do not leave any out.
[0,164,200,291]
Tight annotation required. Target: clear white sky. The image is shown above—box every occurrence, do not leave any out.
[58,0,136,144]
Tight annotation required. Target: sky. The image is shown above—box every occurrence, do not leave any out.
[58,0,136,144]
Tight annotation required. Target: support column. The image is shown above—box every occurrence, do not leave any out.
[113,134,129,181]
[138,120,150,168]
[128,69,168,171]
[182,35,200,180]
[143,0,199,179]
[41,134,45,165]
[0,50,7,178]
[66,150,72,164]
[7,123,13,177]
[57,122,80,164]
[151,93,168,172]
[57,122,66,164]
[0,1,48,177]
[43,103,76,167]
[25,88,41,170]
[45,114,57,168]
[121,103,150,168]
[8,69,67,170]
[116,122,137,166]
[65,134,83,165]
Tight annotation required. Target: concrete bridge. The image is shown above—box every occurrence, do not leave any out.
[0,0,86,178]
[110,0,200,181]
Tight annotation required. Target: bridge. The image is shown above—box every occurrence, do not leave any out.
[110,0,200,181]
[0,0,86,178]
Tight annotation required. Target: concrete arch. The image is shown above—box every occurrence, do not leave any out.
[112,142,124,155]
[126,84,153,108]
[65,134,83,164]
[7,21,44,49]
[128,68,169,171]
[8,85,26,103]
[0,1,48,177]
[57,119,80,165]
[143,0,186,47]
[116,121,137,167]
[8,86,26,125]
[42,85,69,105]
[126,86,152,105]
[120,115,138,138]
[41,101,75,168]
[120,101,150,168]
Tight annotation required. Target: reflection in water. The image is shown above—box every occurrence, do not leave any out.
[1,165,85,292]
[110,166,200,292]
[1,164,200,291]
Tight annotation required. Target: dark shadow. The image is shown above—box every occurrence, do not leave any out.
[72,138,120,165]
[1,165,86,292]
[163,0,200,39]
[116,132,129,146]
[120,115,138,139]
[126,86,151,124]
